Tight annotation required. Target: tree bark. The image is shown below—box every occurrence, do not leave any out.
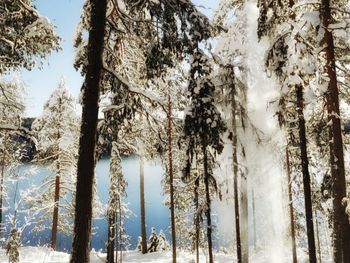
[115,210,118,263]
[167,94,177,263]
[240,174,248,263]
[118,198,122,263]
[231,75,242,263]
[203,145,213,263]
[51,174,60,249]
[0,133,6,236]
[194,176,200,263]
[140,155,147,254]
[320,1,350,262]
[286,146,297,263]
[70,0,107,261]
[107,211,115,263]
[295,84,317,263]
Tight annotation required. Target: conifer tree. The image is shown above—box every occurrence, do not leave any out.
[73,1,215,260]
[0,77,25,235]
[25,79,79,249]
[319,0,350,261]
[0,0,60,73]
[183,48,226,263]
[257,1,317,261]
[106,142,127,263]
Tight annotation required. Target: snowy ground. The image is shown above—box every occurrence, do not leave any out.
[0,246,331,263]
[0,247,232,263]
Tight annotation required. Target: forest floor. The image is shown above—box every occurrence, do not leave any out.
[0,246,330,262]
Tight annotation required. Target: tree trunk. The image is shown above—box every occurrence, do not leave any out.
[107,211,115,263]
[139,155,147,254]
[0,137,6,236]
[231,75,242,263]
[203,145,213,263]
[194,176,200,263]
[286,146,297,263]
[51,174,60,249]
[115,210,118,263]
[295,84,317,263]
[320,1,350,262]
[167,94,177,263]
[118,198,122,263]
[70,0,107,261]
[240,174,248,263]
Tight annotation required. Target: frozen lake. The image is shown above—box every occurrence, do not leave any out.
[3,156,170,252]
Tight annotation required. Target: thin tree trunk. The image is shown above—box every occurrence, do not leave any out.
[70,0,107,261]
[140,155,147,254]
[52,94,62,250]
[167,94,176,263]
[315,210,322,263]
[118,199,122,263]
[295,85,317,263]
[240,174,248,263]
[231,75,242,263]
[320,1,350,262]
[51,174,60,249]
[194,176,200,263]
[115,210,118,263]
[203,145,213,263]
[286,146,297,263]
[0,136,6,236]
[107,211,115,263]
[251,188,257,252]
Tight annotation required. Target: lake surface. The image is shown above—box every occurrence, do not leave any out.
[3,156,170,252]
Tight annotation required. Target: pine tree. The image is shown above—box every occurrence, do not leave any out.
[24,79,79,249]
[106,142,127,263]
[257,1,318,261]
[73,1,219,261]
[0,0,60,73]
[183,49,227,263]
[0,77,25,235]
[319,1,350,261]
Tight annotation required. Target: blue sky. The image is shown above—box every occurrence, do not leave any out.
[24,0,217,117]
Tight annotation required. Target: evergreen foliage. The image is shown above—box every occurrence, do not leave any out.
[0,0,60,73]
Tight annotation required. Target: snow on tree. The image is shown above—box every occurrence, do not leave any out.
[183,47,227,263]
[317,1,350,261]
[157,230,170,252]
[6,228,19,263]
[23,79,80,250]
[106,141,129,263]
[256,1,319,262]
[69,0,107,260]
[0,76,28,235]
[213,2,255,261]
[0,77,25,129]
[147,227,158,253]
[0,0,60,73]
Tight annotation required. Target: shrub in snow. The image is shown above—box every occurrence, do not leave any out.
[157,230,170,252]
[147,227,159,253]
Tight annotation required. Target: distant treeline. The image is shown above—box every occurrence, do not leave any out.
[20,118,113,161]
